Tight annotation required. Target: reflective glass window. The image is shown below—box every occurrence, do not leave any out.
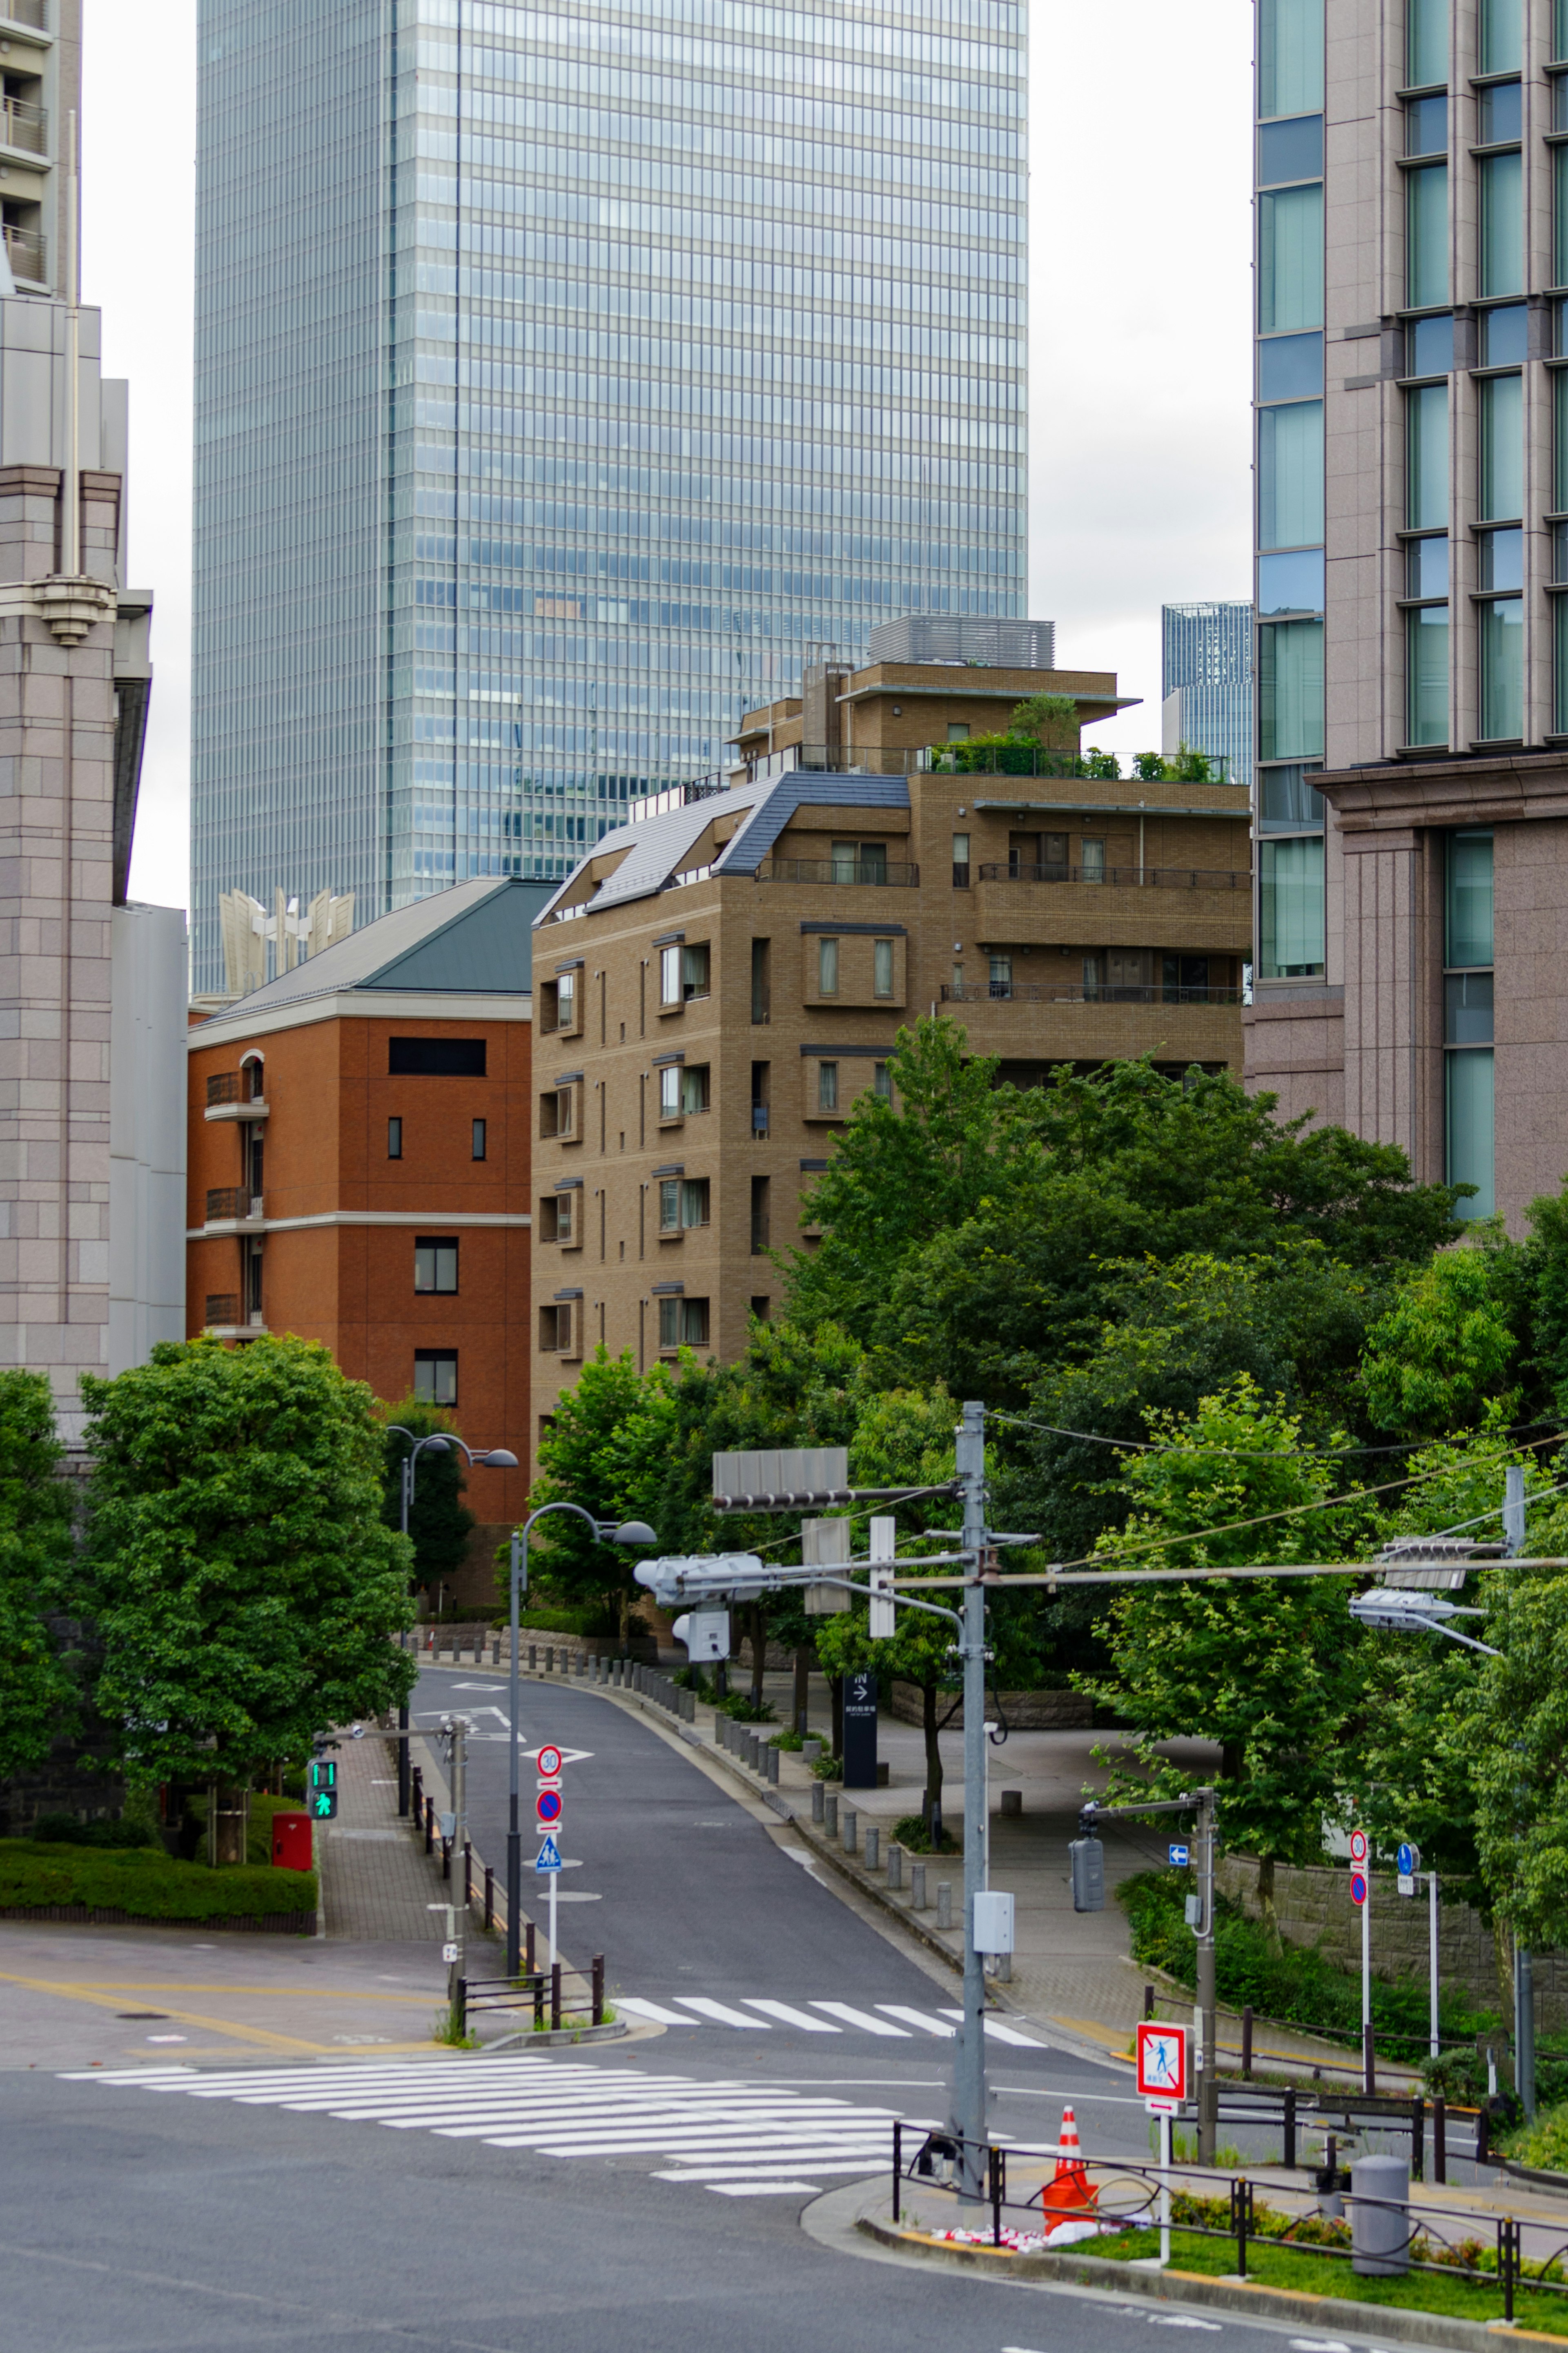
[1479,527,1523,590]
[1258,331,1324,400]
[1556,147,1568,285]
[1407,604,1450,744]
[1407,164,1449,308]
[1478,79,1522,143]
[1407,384,1449,528]
[1407,312,1454,375]
[1258,835,1325,977]
[1259,115,1323,183]
[1258,0,1324,115]
[1407,535,1449,597]
[1258,547,1325,612]
[1444,971,1495,1044]
[1446,1050,1495,1217]
[1259,765,1325,829]
[1479,152,1523,297]
[1258,400,1325,547]
[1259,185,1324,331]
[1258,618,1325,760]
[1480,0,1521,75]
[1479,597,1524,737]
[1555,591,1568,730]
[1482,304,1528,365]
[1405,93,1448,154]
[1446,832,1494,966]
[1408,0,1448,85]
[1480,373,1524,518]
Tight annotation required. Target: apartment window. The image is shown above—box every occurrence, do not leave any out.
[952,832,971,888]
[659,1062,709,1118]
[1557,147,1568,288]
[658,1176,709,1232]
[817,936,840,995]
[540,1192,576,1245]
[751,1060,770,1137]
[750,1173,770,1255]
[472,1118,486,1161]
[1479,153,1523,299]
[1476,598,1523,734]
[539,972,578,1034]
[538,1305,574,1355]
[873,937,894,998]
[539,1086,576,1139]
[1405,93,1447,156]
[657,1296,709,1350]
[1407,0,1447,85]
[873,1060,893,1100]
[1445,832,1495,1218]
[988,954,1013,999]
[1480,0,1521,75]
[1406,384,1448,527]
[817,1060,839,1113]
[1259,765,1325,829]
[413,1350,458,1406]
[1080,838,1106,884]
[1480,374,1523,519]
[1258,619,1325,759]
[1258,547,1326,613]
[1407,605,1450,745]
[1258,113,1323,185]
[246,1244,263,1321]
[414,1238,459,1294]
[243,1058,266,1102]
[1258,0,1323,116]
[751,937,770,1024]
[1258,330,1323,399]
[659,941,710,1005]
[1481,305,1528,367]
[388,1117,403,1160]
[829,840,887,883]
[1258,399,1324,547]
[1258,184,1324,332]
[388,1037,485,1076]
[1258,835,1326,977]
[945,722,969,743]
[1406,165,1448,309]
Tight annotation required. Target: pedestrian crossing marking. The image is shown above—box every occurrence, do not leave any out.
[609,1994,1045,2044]
[65,2056,915,2200]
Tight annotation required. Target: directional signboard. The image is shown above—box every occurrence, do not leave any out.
[1168,1843,1189,1868]
[535,1835,564,1873]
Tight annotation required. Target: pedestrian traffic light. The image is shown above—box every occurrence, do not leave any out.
[309,1758,337,1819]
[309,1759,336,1790]
[312,1789,338,1820]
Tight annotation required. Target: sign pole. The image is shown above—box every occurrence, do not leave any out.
[1160,2110,1172,2268]
[1362,1870,1370,2037]
[548,1858,558,1972]
[950,1399,989,2211]
[1430,1869,1440,2061]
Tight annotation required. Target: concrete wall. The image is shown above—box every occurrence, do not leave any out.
[108,901,187,1373]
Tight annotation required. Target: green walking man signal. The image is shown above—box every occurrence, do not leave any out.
[309,1758,338,1820]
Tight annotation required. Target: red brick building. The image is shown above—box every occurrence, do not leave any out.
[187,878,548,1543]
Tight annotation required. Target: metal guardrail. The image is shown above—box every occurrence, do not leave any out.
[204,1293,240,1326]
[940,983,1243,1008]
[889,2123,1546,2321]
[977,863,1252,891]
[760,858,920,886]
[0,99,45,154]
[2,223,43,282]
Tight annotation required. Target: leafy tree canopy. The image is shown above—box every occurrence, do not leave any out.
[379,1395,476,1592]
[0,1371,79,1778]
[79,1336,416,1787]
[1360,1227,1521,1434]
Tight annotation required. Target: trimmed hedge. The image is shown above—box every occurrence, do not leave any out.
[0,1838,317,1922]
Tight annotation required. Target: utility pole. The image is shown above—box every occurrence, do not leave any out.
[951,1399,989,2207]
[1194,1786,1217,2161]
[446,1714,468,2007]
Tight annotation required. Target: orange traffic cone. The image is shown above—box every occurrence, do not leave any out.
[1039,2104,1098,2221]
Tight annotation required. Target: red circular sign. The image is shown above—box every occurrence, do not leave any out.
[536,1788,563,1825]
[1350,1871,1368,1907]
[1349,1831,1368,1865]
[537,1745,564,1778]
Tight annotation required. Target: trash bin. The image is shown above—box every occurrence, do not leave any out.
[1351,2153,1409,2276]
[271,1810,312,1871]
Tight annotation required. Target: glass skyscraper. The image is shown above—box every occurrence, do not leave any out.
[1160,600,1252,787]
[192,0,1027,990]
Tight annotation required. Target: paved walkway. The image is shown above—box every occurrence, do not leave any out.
[319,1729,456,1943]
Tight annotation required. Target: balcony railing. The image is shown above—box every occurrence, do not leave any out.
[2,223,43,283]
[205,1294,241,1327]
[979,862,1252,892]
[760,858,919,886]
[941,982,1242,1008]
[205,1188,263,1221]
[733,745,1237,784]
[0,100,45,156]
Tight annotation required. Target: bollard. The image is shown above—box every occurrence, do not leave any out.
[1350,2154,1409,2277]
[424,1795,434,1855]
[864,1825,880,1871]
[811,1780,825,1824]
[824,1790,839,1840]
[1000,1787,1023,1818]
[441,1836,451,1882]
[550,1960,562,2032]
[802,1737,823,1764]
[842,1807,858,1856]
[1362,2019,1376,2097]
[747,1731,761,1771]
[492,1636,501,1666]
[887,1841,903,1891]
[1433,2091,1447,2184]
[936,1880,952,1929]
[1242,2005,1254,2080]
[684,1691,697,1724]
[765,1742,780,1784]
[525,1920,536,1976]
[1144,1983,1156,2021]
[484,1865,494,1932]
[412,1766,423,1820]
[545,1646,555,1675]
[715,1711,726,1745]
[463,1840,473,1906]
[528,1644,537,1671]
[592,1954,605,2027]
[1283,2084,1297,2170]
[911,1860,927,1911]
[1411,2094,1425,2183]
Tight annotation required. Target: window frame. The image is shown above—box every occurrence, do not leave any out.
[414,1236,460,1296]
[413,1349,459,1405]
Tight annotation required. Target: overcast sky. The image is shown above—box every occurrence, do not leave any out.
[85,0,1253,914]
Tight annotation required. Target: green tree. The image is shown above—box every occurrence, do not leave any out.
[380,1396,476,1604]
[1360,1228,1521,1433]
[0,1371,78,1775]
[1469,1558,1568,1946]
[526,1349,678,1643]
[1008,692,1079,745]
[79,1337,416,1806]
[1077,1379,1374,1933]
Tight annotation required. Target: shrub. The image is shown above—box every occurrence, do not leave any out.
[31,1814,156,1851]
[0,1838,316,1920]
[892,1811,960,1853]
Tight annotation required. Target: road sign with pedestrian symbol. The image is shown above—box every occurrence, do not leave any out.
[309,1760,338,1819]
[1136,2019,1189,2113]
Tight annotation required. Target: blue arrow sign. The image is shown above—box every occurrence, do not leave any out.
[1396,1841,1420,1877]
[535,1835,564,1874]
[1168,1843,1190,1868]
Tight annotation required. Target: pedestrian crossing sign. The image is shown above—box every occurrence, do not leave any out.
[535,1835,563,1873]
[312,1790,338,1820]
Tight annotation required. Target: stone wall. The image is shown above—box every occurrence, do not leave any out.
[886,1683,1093,1732]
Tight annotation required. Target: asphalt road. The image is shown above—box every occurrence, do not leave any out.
[3,2062,1330,2353]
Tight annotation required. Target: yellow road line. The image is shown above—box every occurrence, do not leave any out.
[38,1983,441,2004]
[0,1971,381,2054]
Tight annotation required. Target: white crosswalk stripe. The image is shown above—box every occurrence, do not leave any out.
[65,2057,920,2199]
[611,1994,1045,2044]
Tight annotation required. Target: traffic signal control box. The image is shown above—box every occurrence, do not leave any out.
[271,1811,312,1870]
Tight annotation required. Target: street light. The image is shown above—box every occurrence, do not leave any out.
[389,1425,520,1818]
[505,1505,657,1976]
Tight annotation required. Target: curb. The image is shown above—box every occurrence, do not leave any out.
[1499,2156,1568,2195]
[854,2214,1562,2349]
[481,2019,630,2052]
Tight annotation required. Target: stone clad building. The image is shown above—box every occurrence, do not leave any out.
[528,647,1254,1459]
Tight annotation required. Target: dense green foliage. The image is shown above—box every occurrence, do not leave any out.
[79,1336,416,1789]
[379,1398,476,1596]
[0,1371,80,1775]
[0,1839,316,1919]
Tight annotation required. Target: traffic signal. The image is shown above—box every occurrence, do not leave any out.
[312,1789,338,1820]
[309,1758,338,1820]
[1069,1835,1105,1914]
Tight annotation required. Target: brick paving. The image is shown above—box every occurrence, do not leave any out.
[319,1731,457,1943]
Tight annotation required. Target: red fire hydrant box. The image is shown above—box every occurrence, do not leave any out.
[271,1811,313,1871]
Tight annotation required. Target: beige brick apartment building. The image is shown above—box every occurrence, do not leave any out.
[527,645,1252,1452]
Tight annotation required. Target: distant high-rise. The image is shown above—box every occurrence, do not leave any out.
[1160,601,1253,785]
[189,0,1029,992]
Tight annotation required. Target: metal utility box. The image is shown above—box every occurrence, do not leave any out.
[271,1811,312,1871]
[973,1889,1015,1954]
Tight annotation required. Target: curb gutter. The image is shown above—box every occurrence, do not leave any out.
[855,2215,1560,2350]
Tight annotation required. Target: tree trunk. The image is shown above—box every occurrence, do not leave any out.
[208,1782,249,1868]
[922,1682,943,1830]
[749,1601,766,1709]
[830,1674,844,1760]
[792,1645,812,1738]
[618,1586,630,1651]
[1256,1854,1280,1948]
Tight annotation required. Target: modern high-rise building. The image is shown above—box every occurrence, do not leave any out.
[1160,600,1253,785]
[190,0,1029,993]
[1243,0,1568,1227]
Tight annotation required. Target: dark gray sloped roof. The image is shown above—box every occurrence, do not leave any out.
[196,876,555,1030]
